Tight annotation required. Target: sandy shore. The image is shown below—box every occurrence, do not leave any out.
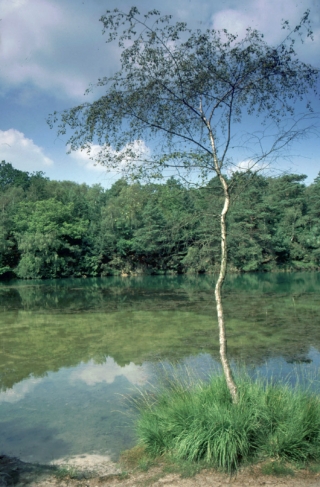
[1,453,320,487]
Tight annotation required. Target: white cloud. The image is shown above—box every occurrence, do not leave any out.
[213,9,256,40]
[1,1,66,87]
[70,140,151,174]
[70,357,148,386]
[212,0,288,41]
[0,0,318,102]
[211,0,319,63]
[0,0,120,99]
[227,158,270,176]
[0,377,42,403]
[0,0,28,17]
[69,144,106,173]
[0,129,54,171]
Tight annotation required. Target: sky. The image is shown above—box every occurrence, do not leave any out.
[0,0,319,188]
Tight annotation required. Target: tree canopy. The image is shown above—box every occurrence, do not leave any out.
[0,161,319,275]
[48,8,318,183]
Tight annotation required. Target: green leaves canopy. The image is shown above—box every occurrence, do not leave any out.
[49,8,318,182]
[13,199,89,278]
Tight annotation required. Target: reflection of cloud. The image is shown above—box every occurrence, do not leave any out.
[0,129,54,171]
[70,357,148,386]
[0,377,42,403]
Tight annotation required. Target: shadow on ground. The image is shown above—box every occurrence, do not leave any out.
[0,455,59,486]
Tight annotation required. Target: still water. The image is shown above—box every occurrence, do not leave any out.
[0,273,320,463]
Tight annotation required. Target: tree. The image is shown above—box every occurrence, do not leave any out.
[13,199,89,278]
[0,160,30,191]
[48,8,319,402]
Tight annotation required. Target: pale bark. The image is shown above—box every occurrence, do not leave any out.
[207,128,238,403]
[214,173,238,403]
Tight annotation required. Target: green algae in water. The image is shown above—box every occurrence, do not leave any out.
[0,273,320,463]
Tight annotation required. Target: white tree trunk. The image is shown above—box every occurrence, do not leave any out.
[207,128,238,403]
[215,173,238,403]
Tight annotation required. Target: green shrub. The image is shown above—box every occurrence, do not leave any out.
[136,371,320,472]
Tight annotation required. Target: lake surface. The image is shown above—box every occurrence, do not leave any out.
[0,273,320,464]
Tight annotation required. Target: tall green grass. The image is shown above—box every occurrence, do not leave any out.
[135,371,320,472]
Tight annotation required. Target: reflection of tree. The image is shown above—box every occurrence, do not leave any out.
[0,288,22,310]
[0,274,320,390]
[7,273,320,310]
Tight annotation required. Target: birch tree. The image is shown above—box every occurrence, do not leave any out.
[48,8,319,402]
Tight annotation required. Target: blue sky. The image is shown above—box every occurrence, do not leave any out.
[0,0,319,187]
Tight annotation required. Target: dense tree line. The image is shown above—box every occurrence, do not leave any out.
[0,160,319,279]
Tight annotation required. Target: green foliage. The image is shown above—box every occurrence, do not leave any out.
[13,199,89,278]
[121,445,204,479]
[9,8,320,280]
[47,7,318,367]
[54,465,84,480]
[0,158,320,279]
[136,372,320,472]
[261,461,295,476]
[49,9,318,186]
[0,160,31,191]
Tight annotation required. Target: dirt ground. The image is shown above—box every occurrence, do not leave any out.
[1,454,320,487]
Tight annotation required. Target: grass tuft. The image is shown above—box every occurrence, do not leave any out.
[308,461,320,473]
[135,370,320,472]
[261,461,295,476]
[55,465,83,480]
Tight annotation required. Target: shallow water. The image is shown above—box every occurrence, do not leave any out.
[0,273,320,463]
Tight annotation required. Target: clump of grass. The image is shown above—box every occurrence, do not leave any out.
[120,445,155,472]
[261,461,295,476]
[121,445,204,479]
[162,457,206,478]
[55,465,83,480]
[120,445,147,469]
[308,461,320,473]
[135,371,320,472]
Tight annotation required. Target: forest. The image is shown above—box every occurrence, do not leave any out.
[0,160,319,280]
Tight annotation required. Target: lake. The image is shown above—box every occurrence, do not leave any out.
[1,272,320,464]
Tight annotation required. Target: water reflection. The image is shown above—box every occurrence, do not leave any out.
[0,273,320,463]
[70,357,148,386]
[1,274,320,392]
[0,355,149,463]
[0,377,42,404]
